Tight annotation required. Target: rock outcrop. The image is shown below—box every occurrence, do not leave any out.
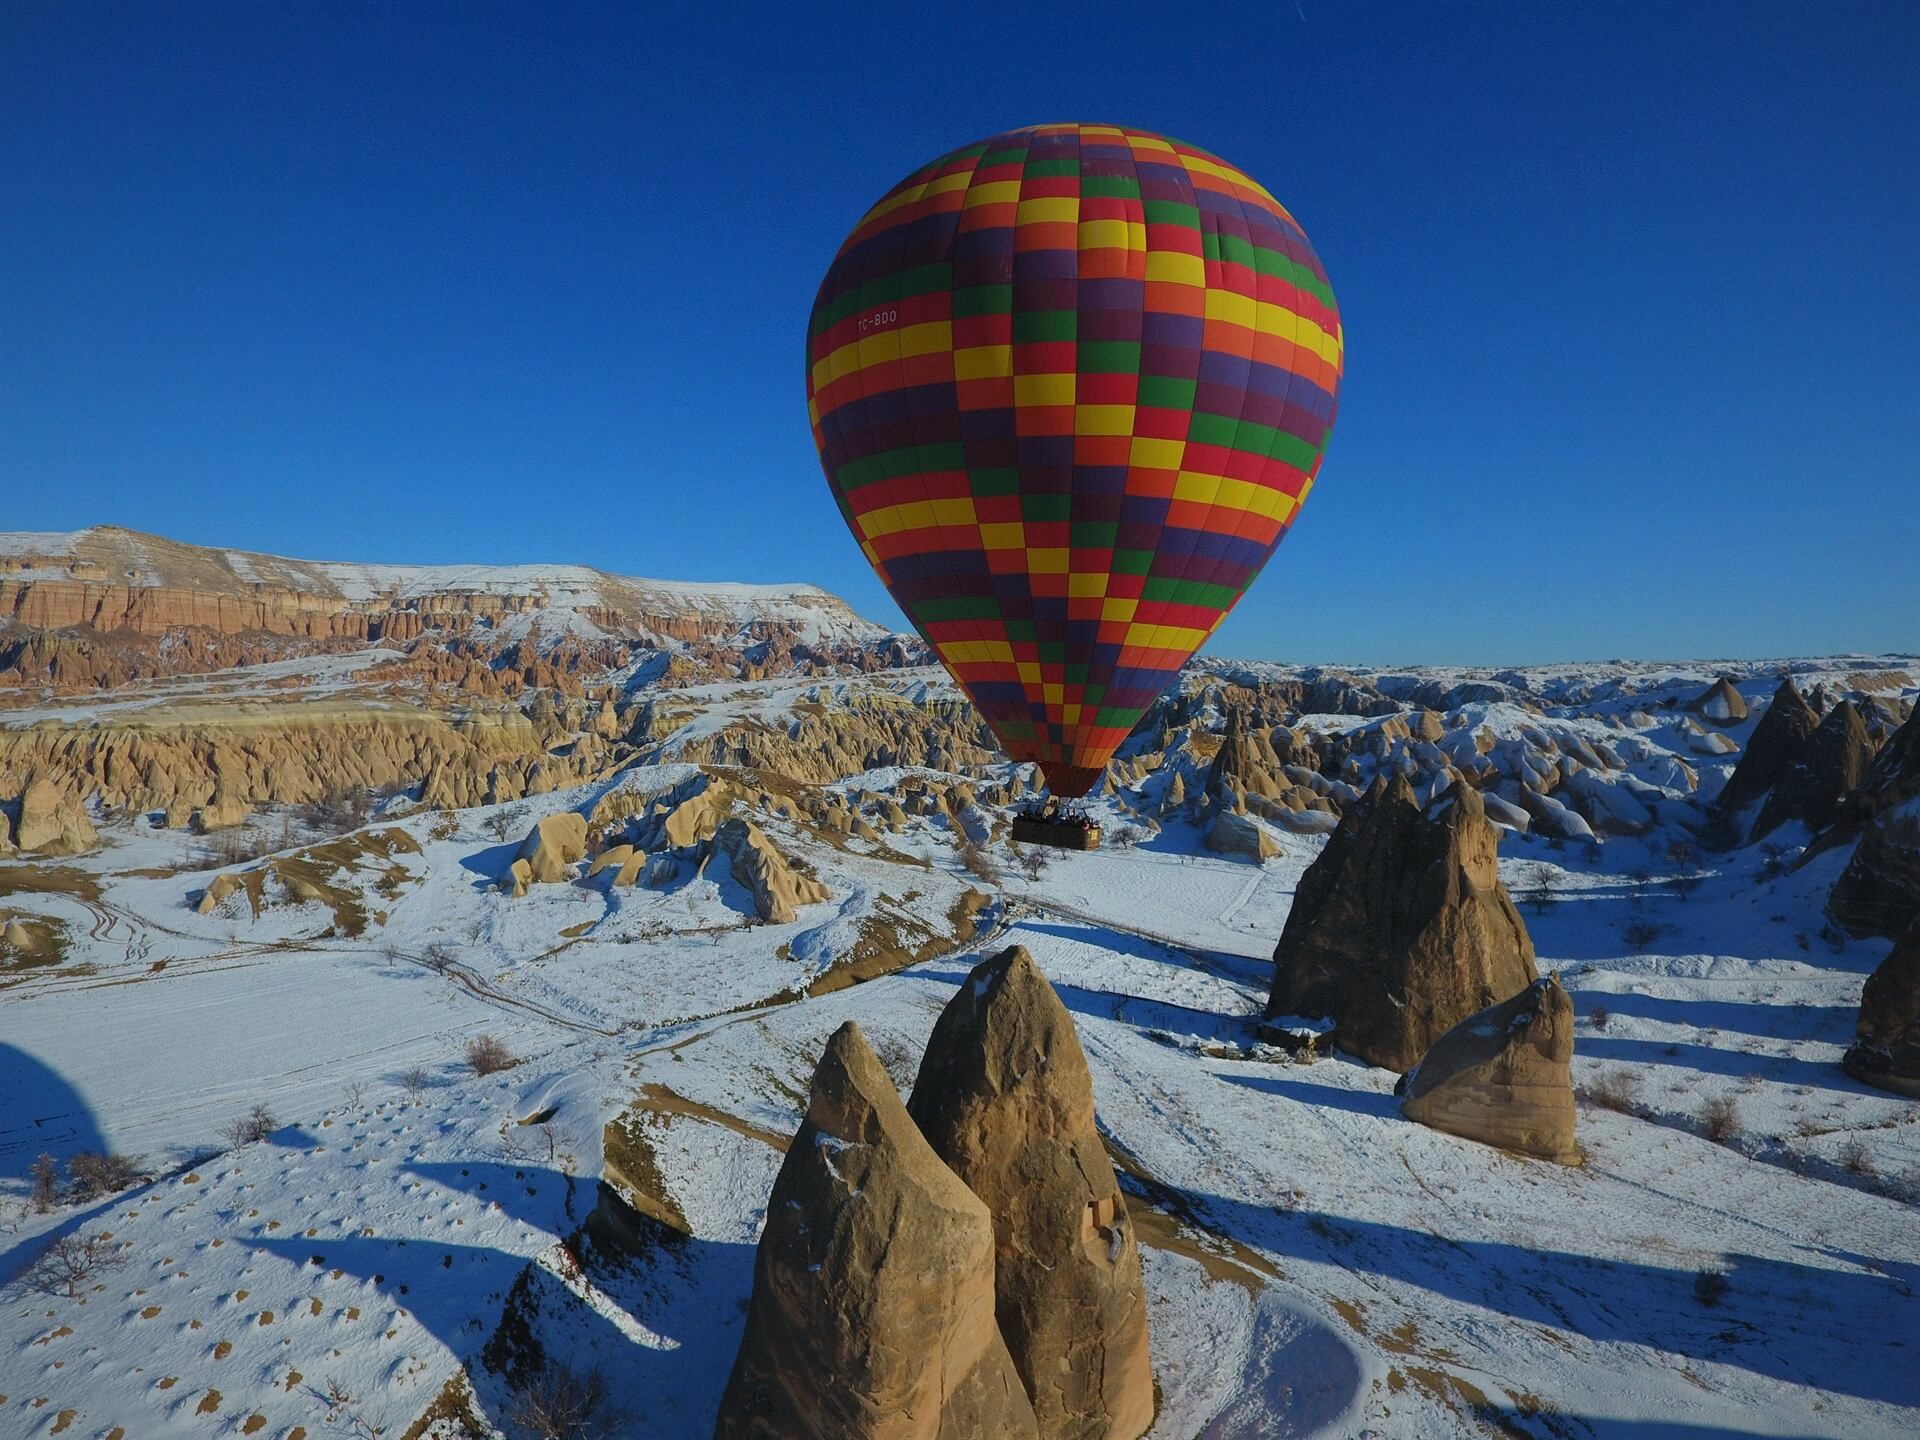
[714,1021,1039,1440]
[8,777,98,855]
[1205,809,1279,862]
[514,812,587,887]
[1842,919,1920,1098]
[907,947,1153,1440]
[1398,976,1579,1161]
[1203,710,1285,807]
[1266,776,1539,1071]
[1826,708,1920,940]
[1719,678,1820,813]
[0,526,888,691]
[1690,677,1748,725]
[710,818,829,923]
[1752,700,1872,840]
[587,843,646,887]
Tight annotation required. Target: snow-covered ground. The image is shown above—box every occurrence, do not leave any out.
[1,659,1916,1437]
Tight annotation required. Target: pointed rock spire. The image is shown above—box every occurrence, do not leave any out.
[908,946,1154,1440]
[1719,678,1819,815]
[1266,777,1538,1071]
[715,1021,1038,1440]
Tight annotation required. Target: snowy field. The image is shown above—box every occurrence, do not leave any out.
[1,660,1917,1437]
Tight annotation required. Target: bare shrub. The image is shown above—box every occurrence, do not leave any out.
[465,1035,515,1076]
[222,1103,277,1148]
[29,1153,59,1213]
[1013,844,1049,882]
[956,837,1000,884]
[509,1360,614,1439]
[1693,1265,1730,1307]
[207,826,271,867]
[26,1230,124,1298]
[1622,920,1664,952]
[65,1152,145,1200]
[400,1066,433,1102]
[1579,1068,1640,1114]
[1519,862,1556,915]
[1700,1094,1740,1144]
[1588,1004,1611,1031]
[422,940,460,973]
[304,787,372,834]
[1669,868,1705,900]
[1837,1135,1875,1177]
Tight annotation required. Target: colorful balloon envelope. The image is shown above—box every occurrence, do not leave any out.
[806,123,1342,797]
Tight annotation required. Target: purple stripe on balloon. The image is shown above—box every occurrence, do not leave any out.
[1014,250,1077,283]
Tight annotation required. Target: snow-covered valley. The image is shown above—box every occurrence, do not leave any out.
[2,653,1917,1438]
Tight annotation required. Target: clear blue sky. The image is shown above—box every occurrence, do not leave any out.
[2,1,1914,666]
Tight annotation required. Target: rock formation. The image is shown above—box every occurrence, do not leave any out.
[1398,976,1579,1162]
[1203,710,1287,807]
[514,812,587,887]
[907,947,1153,1440]
[587,843,646,887]
[1752,699,1872,839]
[1825,708,1920,940]
[1266,776,1539,1071]
[1690,677,1748,726]
[1206,809,1279,862]
[710,818,829,923]
[714,1021,1039,1440]
[192,786,250,834]
[1719,678,1820,813]
[1842,918,1920,1098]
[8,777,97,855]
[0,526,888,692]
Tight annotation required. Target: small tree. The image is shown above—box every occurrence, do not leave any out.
[222,1104,277,1148]
[66,1152,145,1200]
[30,1153,59,1213]
[400,1066,433,1103]
[1693,1265,1730,1307]
[485,810,518,843]
[465,1035,515,1076]
[27,1230,124,1299]
[1623,920,1664,952]
[510,1360,615,1439]
[1519,862,1556,916]
[1015,844,1049,883]
[1700,1094,1739,1144]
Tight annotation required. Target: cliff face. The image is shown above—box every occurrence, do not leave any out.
[0,525,893,691]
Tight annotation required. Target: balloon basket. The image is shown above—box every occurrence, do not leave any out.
[1011,817,1101,850]
[1010,805,1102,851]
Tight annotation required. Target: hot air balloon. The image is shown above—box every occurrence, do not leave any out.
[806,123,1342,812]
